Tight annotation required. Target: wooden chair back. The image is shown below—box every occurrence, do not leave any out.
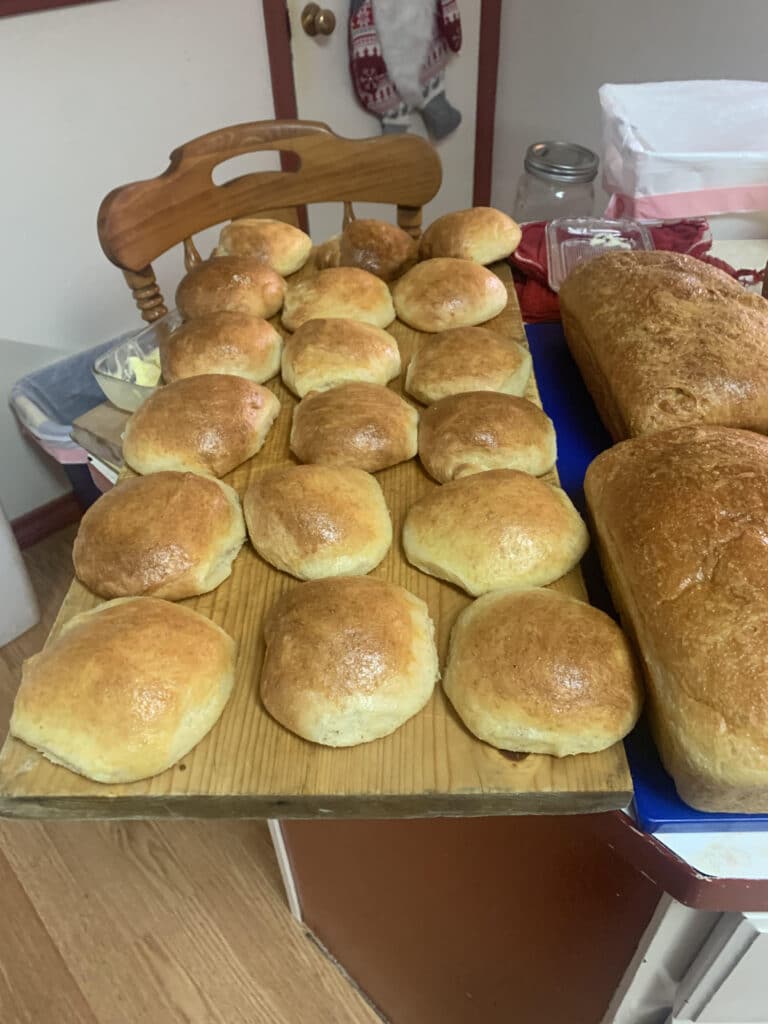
[97,119,442,322]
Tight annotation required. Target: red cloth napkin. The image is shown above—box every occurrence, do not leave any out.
[509,220,766,323]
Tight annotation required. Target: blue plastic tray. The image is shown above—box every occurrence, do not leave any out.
[526,321,768,833]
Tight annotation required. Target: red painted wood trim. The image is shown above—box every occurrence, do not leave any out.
[262,0,309,234]
[473,0,502,206]
[12,492,83,550]
[0,0,103,17]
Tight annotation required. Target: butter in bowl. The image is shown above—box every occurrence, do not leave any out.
[92,310,182,411]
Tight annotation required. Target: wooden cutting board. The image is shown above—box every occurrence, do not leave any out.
[0,263,633,820]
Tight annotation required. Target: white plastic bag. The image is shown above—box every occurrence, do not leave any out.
[600,81,768,221]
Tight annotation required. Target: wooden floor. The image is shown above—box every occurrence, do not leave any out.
[0,526,380,1024]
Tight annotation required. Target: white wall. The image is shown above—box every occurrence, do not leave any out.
[492,0,768,217]
[0,0,275,517]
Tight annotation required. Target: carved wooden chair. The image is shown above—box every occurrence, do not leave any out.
[97,120,442,324]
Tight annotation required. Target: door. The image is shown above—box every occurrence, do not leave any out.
[285,0,483,242]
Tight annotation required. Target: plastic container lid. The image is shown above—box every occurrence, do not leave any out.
[545,217,654,292]
[524,142,599,183]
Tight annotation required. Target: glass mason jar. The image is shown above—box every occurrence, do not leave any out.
[513,141,598,222]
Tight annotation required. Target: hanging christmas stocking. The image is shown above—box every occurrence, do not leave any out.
[349,0,463,140]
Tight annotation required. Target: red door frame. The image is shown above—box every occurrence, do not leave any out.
[262,0,502,209]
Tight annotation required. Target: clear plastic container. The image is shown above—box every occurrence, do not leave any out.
[545,217,654,292]
[513,141,598,223]
[92,310,181,411]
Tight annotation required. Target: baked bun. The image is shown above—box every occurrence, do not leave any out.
[314,235,341,270]
[176,257,285,320]
[419,207,522,264]
[244,464,391,579]
[261,576,438,746]
[123,374,280,478]
[73,472,245,600]
[338,219,418,281]
[160,312,282,384]
[403,469,588,596]
[10,597,235,783]
[443,588,642,756]
[213,217,312,275]
[392,258,508,332]
[418,392,557,483]
[281,317,401,397]
[405,326,531,404]
[290,382,418,472]
[282,267,396,330]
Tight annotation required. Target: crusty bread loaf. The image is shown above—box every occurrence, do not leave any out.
[213,217,312,275]
[281,317,401,397]
[282,267,395,330]
[10,597,235,783]
[123,374,280,478]
[403,469,588,596]
[392,258,508,332]
[261,576,438,746]
[176,256,285,320]
[244,464,392,579]
[405,326,531,404]
[443,588,642,756]
[290,382,418,473]
[585,424,768,813]
[73,472,245,600]
[559,251,768,440]
[419,207,522,264]
[337,219,418,281]
[160,312,282,384]
[418,391,557,482]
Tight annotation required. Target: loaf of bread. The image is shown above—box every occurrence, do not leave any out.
[419,207,522,264]
[560,251,768,440]
[281,317,401,397]
[337,219,418,281]
[444,588,642,756]
[393,258,508,332]
[243,464,392,579]
[282,267,395,330]
[403,469,588,596]
[405,326,531,404]
[11,597,235,783]
[418,392,556,482]
[261,577,438,746]
[160,312,282,383]
[123,374,280,478]
[73,472,245,599]
[176,257,285,320]
[213,217,312,276]
[585,425,768,812]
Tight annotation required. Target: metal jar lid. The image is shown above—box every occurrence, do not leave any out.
[524,141,599,183]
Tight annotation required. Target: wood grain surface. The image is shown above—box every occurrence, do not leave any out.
[0,263,632,820]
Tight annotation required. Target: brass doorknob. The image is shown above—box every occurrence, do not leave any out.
[301,3,336,36]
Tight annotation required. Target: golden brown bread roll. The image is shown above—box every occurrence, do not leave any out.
[443,588,643,756]
[418,392,557,483]
[314,234,341,270]
[290,382,418,472]
[403,469,589,596]
[419,207,522,264]
[392,258,508,332]
[10,597,235,783]
[338,219,418,281]
[283,267,395,330]
[213,217,312,275]
[405,326,531,404]
[176,256,285,320]
[244,464,391,579]
[123,374,280,478]
[73,472,245,600]
[585,424,768,812]
[559,250,768,440]
[281,317,401,397]
[160,312,282,384]
[261,576,438,746]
